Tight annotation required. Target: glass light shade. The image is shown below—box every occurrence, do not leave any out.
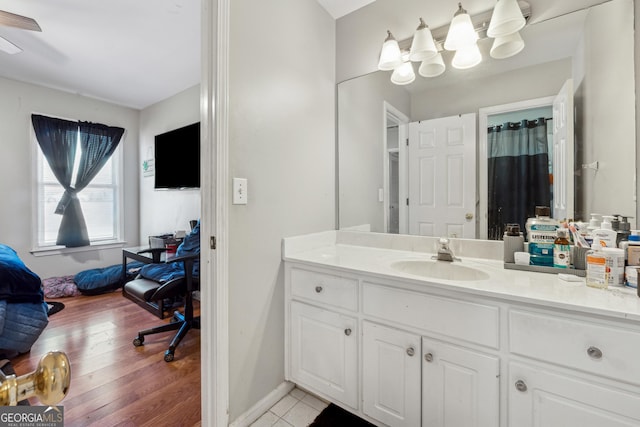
[409,18,438,62]
[391,62,416,85]
[490,31,525,59]
[378,31,403,71]
[418,53,446,77]
[444,4,478,51]
[452,43,482,69]
[487,0,526,38]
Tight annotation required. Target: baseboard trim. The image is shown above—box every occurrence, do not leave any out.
[229,381,295,427]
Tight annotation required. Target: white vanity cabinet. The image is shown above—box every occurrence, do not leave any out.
[362,321,421,426]
[507,308,640,426]
[287,267,359,409]
[284,258,640,427]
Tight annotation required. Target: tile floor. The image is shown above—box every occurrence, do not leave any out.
[250,387,329,427]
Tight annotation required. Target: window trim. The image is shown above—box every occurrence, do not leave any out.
[30,112,125,252]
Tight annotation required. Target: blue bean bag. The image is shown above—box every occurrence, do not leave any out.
[0,244,48,353]
[75,261,145,296]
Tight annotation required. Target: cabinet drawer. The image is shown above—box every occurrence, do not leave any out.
[362,283,499,349]
[509,310,640,385]
[290,267,358,311]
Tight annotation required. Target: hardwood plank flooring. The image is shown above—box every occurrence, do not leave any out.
[12,291,201,427]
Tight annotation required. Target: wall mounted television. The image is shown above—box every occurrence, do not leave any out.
[154,122,200,189]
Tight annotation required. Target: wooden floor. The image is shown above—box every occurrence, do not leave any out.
[13,291,201,427]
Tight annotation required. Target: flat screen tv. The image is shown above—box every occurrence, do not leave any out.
[154,122,200,189]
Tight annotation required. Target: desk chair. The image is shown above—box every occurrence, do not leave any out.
[131,252,200,362]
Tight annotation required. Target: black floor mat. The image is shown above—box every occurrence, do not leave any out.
[310,403,375,427]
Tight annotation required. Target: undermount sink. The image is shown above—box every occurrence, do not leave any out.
[390,260,490,282]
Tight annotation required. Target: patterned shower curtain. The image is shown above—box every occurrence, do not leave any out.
[487,118,551,240]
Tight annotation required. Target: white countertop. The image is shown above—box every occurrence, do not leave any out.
[283,231,640,322]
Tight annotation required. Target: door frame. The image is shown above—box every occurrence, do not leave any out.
[201,0,229,426]
[383,102,410,234]
[478,96,554,240]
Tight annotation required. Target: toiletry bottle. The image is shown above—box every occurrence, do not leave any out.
[602,247,625,286]
[591,215,618,248]
[587,213,601,233]
[625,230,640,266]
[586,243,608,289]
[503,224,524,264]
[616,215,631,247]
[526,206,559,267]
[553,228,571,268]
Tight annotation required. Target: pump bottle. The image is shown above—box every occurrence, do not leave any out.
[591,215,618,248]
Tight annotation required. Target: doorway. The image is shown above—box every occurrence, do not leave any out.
[383,102,409,234]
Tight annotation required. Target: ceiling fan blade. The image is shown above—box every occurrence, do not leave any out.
[0,10,41,32]
[0,35,22,54]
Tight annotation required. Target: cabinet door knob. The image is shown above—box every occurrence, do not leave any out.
[344,328,352,336]
[315,286,323,293]
[424,352,433,362]
[587,346,603,359]
[406,347,415,357]
[515,380,527,392]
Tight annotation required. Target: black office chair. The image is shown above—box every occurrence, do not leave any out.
[131,253,200,362]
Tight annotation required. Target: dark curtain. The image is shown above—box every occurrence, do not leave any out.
[487,118,551,240]
[31,115,124,248]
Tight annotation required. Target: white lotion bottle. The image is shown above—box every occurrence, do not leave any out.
[591,215,618,248]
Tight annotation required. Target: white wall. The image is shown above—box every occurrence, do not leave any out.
[410,59,571,120]
[574,0,635,222]
[138,85,201,241]
[227,0,335,421]
[0,76,140,278]
[338,71,410,231]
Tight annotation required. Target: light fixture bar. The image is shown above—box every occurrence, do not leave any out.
[397,0,531,52]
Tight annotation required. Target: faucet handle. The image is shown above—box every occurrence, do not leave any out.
[438,237,450,247]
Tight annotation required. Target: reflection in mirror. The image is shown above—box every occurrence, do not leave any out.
[338,0,636,239]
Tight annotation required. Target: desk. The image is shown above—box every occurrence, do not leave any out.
[121,246,168,318]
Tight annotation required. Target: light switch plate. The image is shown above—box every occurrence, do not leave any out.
[233,178,248,205]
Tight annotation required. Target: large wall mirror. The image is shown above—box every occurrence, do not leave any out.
[338,0,636,239]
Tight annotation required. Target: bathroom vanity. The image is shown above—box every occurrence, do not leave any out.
[283,231,640,427]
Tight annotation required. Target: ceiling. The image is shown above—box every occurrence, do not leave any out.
[0,0,200,110]
[0,0,616,109]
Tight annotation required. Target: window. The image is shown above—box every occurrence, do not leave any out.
[34,127,123,250]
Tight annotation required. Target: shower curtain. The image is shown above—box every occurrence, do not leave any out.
[487,118,551,240]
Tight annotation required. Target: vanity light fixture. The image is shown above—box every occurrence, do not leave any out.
[377,30,403,71]
[409,18,437,62]
[378,1,530,84]
[490,31,525,59]
[487,0,526,38]
[418,52,446,78]
[444,3,479,52]
[391,56,416,85]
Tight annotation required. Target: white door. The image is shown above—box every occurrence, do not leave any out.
[422,337,499,427]
[552,79,574,221]
[290,302,358,409]
[408,114,476,238]
[362,322,421,427]
[509,362,640,427]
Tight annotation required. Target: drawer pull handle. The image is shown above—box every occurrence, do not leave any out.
[587,346,603,359]
[424,353,433,362]
[315,286,323,293]
[344,328,352,336]
[515,380,527,392]
[406,347,415,357]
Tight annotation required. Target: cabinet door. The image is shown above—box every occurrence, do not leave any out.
[422,337,499,427]
[290,302,358,409]
[509,362,640,427]
[362,321,421,427]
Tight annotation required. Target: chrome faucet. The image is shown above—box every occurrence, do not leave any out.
[433,237,460,262]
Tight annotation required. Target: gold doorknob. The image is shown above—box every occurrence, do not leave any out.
[0,351,71,406]
[465,213,474,220]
